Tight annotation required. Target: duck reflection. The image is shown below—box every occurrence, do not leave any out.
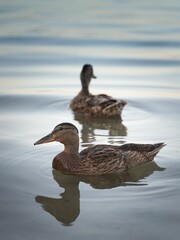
[35,162,165,225]
[36,172,80,226]
[73,114,127,144]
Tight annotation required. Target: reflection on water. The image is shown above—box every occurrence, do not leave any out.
[0,0,180,238]
[36,163,165,225]
[74,113,127,145]
[36,172,80,226]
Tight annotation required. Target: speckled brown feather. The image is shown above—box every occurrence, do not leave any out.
[34,123,165,176]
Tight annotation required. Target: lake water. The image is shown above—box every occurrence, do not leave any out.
[0,0,180,239]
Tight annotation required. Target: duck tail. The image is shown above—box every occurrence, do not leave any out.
[152,142,166,154]
[126,142,166,169]
[102,100,127,116]
[120,100,127,107]
[141,142,166,166]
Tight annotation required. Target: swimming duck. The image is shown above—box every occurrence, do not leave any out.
[70,64,127,116]
[34,122,165,176]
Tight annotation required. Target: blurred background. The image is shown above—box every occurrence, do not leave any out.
[0,0,180,239]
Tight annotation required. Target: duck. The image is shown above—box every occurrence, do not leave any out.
[70,64,127,116]
[34,122,165,176]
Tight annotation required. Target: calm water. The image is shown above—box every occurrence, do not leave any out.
[0,0,180,239]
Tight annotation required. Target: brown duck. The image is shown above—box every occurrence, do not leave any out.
[34,122,165,176]
[70,64,127,116]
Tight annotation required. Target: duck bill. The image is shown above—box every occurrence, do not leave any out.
[92,74,97,79]
[34,133,55,145]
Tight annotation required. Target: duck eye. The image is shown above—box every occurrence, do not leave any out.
[59,127,64,131]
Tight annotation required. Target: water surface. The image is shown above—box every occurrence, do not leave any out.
[0,0,180,239]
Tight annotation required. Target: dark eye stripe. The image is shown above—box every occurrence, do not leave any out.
[53,123,79,133]
[54,127,74,133]
[63,127,73,130]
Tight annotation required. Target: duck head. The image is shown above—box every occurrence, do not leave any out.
[80,64,96,94]
[34,122,79,147]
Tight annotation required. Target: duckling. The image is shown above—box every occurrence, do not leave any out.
[34,122,165,176]
[70,64,127,116]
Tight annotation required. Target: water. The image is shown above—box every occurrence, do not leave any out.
[0,0,180,239]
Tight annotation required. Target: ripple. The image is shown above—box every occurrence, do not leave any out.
[1,53,179,67]
[0,0,180,237]
[0,94,70,114]
[1,36,180,49]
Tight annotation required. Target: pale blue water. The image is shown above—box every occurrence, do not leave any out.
[0,0,180,239]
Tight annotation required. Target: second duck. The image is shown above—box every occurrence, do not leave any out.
[70,64,127,117]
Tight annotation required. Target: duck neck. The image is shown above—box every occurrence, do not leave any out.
[80,77,91,95]
[63,141,79,158]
